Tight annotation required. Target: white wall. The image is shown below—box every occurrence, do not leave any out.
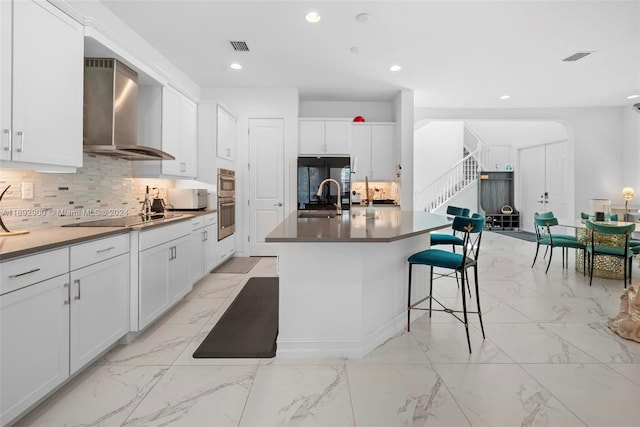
[414,107,631,217]
[200,88,299,256]
[393,90,414,209]
[414,121,464,196]
[299,101,393,122]
[621,106,640,195]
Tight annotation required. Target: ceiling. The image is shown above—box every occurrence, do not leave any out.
[97,0,640,109]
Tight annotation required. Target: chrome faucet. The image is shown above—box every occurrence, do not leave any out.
[316,178,342,215]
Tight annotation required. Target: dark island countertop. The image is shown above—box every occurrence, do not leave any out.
[265,208,451,243]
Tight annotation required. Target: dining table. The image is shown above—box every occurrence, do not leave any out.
[557,218,640,279]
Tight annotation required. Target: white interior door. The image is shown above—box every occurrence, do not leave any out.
[518,141,568,232]
[249,118,284,256]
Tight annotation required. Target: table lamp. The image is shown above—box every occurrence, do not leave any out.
[622,187,634,213]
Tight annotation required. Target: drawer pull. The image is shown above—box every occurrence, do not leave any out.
[9,268,40,278]
[96,246,116,254]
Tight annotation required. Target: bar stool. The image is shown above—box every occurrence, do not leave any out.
[407,214,485,353]
[430,205,471,249]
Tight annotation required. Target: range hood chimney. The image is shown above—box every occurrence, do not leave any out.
[83,58,175,161]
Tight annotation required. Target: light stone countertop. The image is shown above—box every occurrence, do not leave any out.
[0,227,131,261]
[265,208,451,243]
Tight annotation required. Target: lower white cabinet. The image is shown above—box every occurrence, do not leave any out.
[69,253,129,374]
[203,216,218,273]
[136,220,192,330]
[217,234,235,265]
[191,213,218,283]
[0,234,129,425]
[0,274,70,425]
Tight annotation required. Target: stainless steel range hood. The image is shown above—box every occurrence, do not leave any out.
[83,58,174,161]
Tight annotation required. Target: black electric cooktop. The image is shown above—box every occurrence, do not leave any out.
[62,214,183,228]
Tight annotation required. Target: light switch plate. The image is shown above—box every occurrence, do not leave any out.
[21,181,34,200]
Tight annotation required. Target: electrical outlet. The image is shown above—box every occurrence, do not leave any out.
[21,181,34,200]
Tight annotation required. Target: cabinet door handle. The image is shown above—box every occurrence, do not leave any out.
[74,279,81,300]
[174,246,177,259]
[169,247,173,260]
[226,148,231,157]
[9,268,40,278]
[202,230,207,241]
[64,282,70,305]
[2,129,11,152]
[16,131,24,153]
[96,246,116,254]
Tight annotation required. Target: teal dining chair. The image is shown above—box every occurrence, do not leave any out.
[532,213,586,274]
[584,220,635,288]
[407,214,485,353]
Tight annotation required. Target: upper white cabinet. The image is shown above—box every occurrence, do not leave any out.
[0,0,83,170]
[217,104,236,162]
[298,120,350,156]
[161,86,198,178]
[351,123,396,181]
[135,86,197,178]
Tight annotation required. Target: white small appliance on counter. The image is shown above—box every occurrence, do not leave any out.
[167,188,208,210]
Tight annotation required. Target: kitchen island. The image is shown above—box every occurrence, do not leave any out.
[266,208,450,358]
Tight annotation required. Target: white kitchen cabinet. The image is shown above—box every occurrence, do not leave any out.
[217,104,236,162]
[217,234,235,266]
[298,120,350,156]
[138,242,171,329]
[0,0,83,170]
[202,214,219,273]
[136,220,192,330]
[161,86,198,178]
[69,252,129,375]
[190,217,205,282]
[190,213,218,283]
[351,123,395,181]
[168,234,191,302]
[0,254,70,425]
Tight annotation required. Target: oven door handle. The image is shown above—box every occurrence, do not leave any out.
[219,202,235,208]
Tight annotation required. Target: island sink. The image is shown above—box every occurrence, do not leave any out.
[297,211,336,219]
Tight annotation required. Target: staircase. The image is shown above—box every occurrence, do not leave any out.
[415,127,489,212]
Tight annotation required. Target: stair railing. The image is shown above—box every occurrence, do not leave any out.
[414,127,490,212]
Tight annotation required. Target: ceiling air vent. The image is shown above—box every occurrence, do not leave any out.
[562,51,593,62]
[229,41,249,52]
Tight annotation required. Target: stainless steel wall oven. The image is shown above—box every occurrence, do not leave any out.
[217,168,235,240]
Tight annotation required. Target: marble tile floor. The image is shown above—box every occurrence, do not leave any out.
[15,232,640,427]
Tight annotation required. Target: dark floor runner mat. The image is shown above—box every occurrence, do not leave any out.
[193,277,278,358]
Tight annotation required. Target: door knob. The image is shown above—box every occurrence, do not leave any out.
[274,202,283,207]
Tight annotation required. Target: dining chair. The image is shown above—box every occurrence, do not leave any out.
[584,220,635,288]
[407,214,485,353]
[430,205,471,249]
[532,214,586,274]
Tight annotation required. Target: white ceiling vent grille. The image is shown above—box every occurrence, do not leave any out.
[562,52,593,62]
[230,41,249,52]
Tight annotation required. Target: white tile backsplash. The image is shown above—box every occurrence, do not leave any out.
[0,154,174,230]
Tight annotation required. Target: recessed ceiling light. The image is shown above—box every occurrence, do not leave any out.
[627,94,640,99]
[356,13,370,23]
[499,94,511,100]
[389,65,402,72]
[230,63,242,70]
[350,46,360,54]
[305,11,321,23]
